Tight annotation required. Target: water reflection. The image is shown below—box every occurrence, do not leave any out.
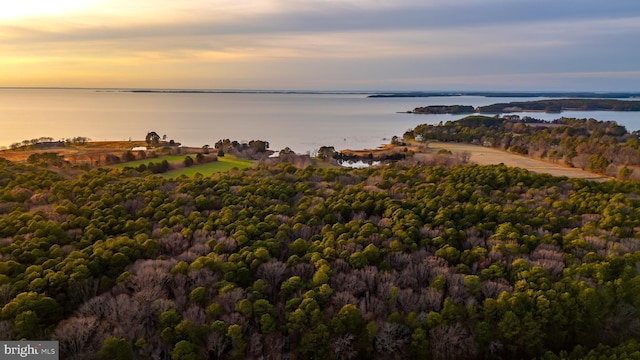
[338,160,382,168]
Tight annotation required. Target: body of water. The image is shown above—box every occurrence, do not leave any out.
[1,89,639,154]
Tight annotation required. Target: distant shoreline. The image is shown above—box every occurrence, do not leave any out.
[3,87,640,99]
[128,90,640,99]
[124,89,379,95]
[369,91,640,99]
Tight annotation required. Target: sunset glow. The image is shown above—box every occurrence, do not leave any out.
[1,0,639,90]
[0,0,104,20]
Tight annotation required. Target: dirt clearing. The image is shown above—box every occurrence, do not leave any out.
[427,142,611,181]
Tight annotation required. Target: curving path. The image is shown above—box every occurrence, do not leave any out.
[427,142,611,181]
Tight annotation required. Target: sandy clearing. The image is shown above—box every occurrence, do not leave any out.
[428,142,611,181]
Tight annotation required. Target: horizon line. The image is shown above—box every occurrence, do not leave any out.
[2,86,640,94]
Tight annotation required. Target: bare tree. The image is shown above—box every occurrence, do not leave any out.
[183,305,207,327]
[257,260,287,299]
[374,322,409,357]
[481,279,513,299]
[430,322,478,360]
[529,244,565,278]
[123,197,145,216]
[263,332,285,360]
[104,293,148,341]
[332,334,357,360]
[0,284,16,308]
[357,266,380,294]
[395,288,420,314]
[77,295,110,320]
[331,272,366,295]
[126,259,174,294]
[207,329,230,359]
[0,320,13,340]
[67,279,101,310]
[386,252,410,271]
[188,268,220,290]
[359,294,386,322]
[289,263,315,283]
[445,273,469,305]
[332,291,358,312]
[248,331,264,358]
[53,316,101,360]
[171,273,191,310]
[216,288,246,314]
[331,259,352,274]
[157,232,189,256]
[420,287,445,312]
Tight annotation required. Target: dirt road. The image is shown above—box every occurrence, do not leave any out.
[428,142,610,181]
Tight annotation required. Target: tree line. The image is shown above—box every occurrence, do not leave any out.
[475,99,640,114]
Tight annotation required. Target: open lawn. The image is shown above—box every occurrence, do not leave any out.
[161,157,252,178]
[108,154,191,170]
[108,154,252,177]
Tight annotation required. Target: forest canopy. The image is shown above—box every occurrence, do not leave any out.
[1,155,640,359]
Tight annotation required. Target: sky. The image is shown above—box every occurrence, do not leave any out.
[1,0,640,91]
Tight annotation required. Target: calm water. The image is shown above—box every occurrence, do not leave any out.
[1,89,639,154]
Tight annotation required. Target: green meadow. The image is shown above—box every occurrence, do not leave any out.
[161,156,252,178]
[108,154,252,177]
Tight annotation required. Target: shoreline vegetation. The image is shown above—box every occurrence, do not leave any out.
[2,114,638,181]
[404,115,640,180]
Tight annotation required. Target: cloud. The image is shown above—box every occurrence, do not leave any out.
[1,0,639,89]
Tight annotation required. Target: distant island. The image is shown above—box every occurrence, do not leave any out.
[407,98,640,115]
[410,105,475,115]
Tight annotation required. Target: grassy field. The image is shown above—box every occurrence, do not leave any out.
[108,154,253,177]
[161,157,252,178]
[108,154,191,170]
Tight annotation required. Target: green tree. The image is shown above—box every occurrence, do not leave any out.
[618,166,633,179]
[2,292,63,339]
[299,324,331,359]
[227,324,246,359]
[145,131,160,146]
[171,340,203,360]
[189,287,207,307]
[98,337,133,360]
[318,146,337,161]
[409,328,429,359]
[588,153,610,173]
